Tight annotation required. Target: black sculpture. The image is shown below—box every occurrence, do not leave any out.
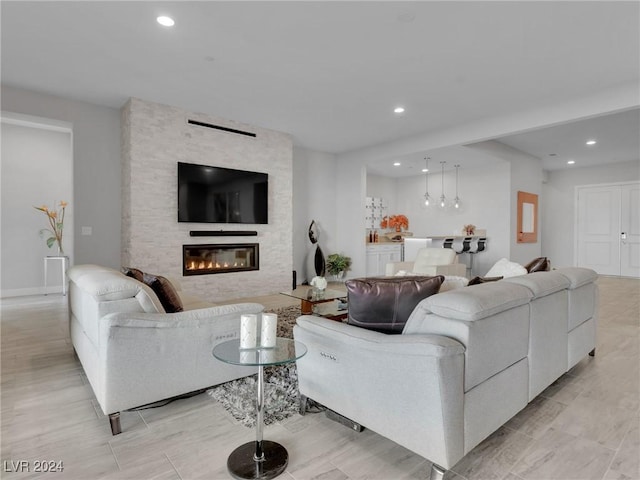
[308,220,326,278]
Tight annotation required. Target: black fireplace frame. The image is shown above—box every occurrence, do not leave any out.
[182,243,259,276]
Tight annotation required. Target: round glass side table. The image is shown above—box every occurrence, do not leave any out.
[212,338,307,480]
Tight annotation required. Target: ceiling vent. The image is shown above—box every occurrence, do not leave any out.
[187,119,256,138]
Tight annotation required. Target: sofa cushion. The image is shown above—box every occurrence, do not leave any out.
[556,267,599,331]
[72,270,145,301]
[485,258,527,278]
[524,257,551,273]
[557,267,599,289]
[422,281,533,322]
[346,276,444,334]
[467,276,503,286]
[502,271,570,298]
[122,266,144,282]
[142,273,184,313]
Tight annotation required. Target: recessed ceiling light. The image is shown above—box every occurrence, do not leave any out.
[421,168,429,173]
[567,160,576,165]
[393,162,401,166]
[157,16,175,27]
[394,107,405,114]
[586,140,597,145]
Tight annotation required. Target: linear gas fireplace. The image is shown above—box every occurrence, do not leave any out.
[183,243,259,276]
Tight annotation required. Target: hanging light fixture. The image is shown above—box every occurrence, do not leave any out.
[423,157,432,207]
[453,164,462,210]
[439,161,447,208]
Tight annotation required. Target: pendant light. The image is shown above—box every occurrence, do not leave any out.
[423,157,432,207]
[439,161,447,209]
[453,164,462,210]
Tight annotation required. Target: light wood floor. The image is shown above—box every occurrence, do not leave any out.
[1,277,638,480]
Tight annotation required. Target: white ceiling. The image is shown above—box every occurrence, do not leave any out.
[366,108,640,177]
[497,108,640,171]
[2,1,639,173]
[365,144,506,177]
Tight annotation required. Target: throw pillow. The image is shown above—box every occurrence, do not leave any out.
[468,275,503,286]
[485,258,527,278]
[121,266,144,282]
[524,256,551,273]
[345,275,444,334]
[440,275,470,292]
[142,273,184,313]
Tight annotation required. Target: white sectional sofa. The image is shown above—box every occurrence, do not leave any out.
[68,264,263,434]
[293,267,598,480]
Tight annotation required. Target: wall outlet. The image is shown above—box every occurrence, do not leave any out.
[81,226,92,236]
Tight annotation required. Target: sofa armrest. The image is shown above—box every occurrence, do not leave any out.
[101,302,264,328]
[293,315,465,469]
[94,302,264,413]
[385,261,414,276]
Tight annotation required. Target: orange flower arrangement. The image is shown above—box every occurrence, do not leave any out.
[34,201,68,254]
[380,214,409,231]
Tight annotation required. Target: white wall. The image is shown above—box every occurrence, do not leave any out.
[395,163,511,275]
[466,140,543,265]
[543,160,640,268]
[1,116,73,296]
[1,86,121,270]
[366,174,397,210]
[122,98,293,302]
[335,160,367,278]
[292,146,338,284]
[338,147,522,277]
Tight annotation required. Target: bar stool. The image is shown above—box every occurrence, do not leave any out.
[467,237,487,277]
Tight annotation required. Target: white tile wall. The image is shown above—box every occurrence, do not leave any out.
[121,98,293,302]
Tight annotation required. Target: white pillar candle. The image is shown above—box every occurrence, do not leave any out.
[260,313,277,348]
[240,314,258,349]
[259,348,276,364]
[240,349,257,364]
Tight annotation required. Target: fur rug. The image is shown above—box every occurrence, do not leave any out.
[207,305,302,428]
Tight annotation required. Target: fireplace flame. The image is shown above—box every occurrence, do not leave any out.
[184,244,256,275]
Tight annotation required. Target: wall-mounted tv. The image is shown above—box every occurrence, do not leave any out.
[178,162,268,224]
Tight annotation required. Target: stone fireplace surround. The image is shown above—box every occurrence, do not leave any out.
[121,98,293,302]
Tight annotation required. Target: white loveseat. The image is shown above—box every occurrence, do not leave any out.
[385,247,467,277]
[68,264,263,434]
[293,267,598,479]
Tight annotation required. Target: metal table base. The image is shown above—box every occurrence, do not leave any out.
[226,366,288,480]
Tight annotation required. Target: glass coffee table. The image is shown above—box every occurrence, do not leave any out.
[212,338,307,480]
[280,285,348,320]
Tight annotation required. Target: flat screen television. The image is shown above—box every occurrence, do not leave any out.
[178,162,268,224]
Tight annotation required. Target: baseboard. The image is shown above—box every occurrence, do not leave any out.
[1,286,62,298]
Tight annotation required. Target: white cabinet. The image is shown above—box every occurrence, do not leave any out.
[366,244,402,276]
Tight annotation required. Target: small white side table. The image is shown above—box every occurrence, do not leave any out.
[44,255,69,296]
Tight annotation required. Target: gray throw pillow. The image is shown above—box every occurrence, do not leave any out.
[121,266,144,282]
[142,273,184,313]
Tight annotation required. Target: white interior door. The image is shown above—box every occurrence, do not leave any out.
[577,183,640,278]
[577,185,621,275]
[620,184,640,277]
